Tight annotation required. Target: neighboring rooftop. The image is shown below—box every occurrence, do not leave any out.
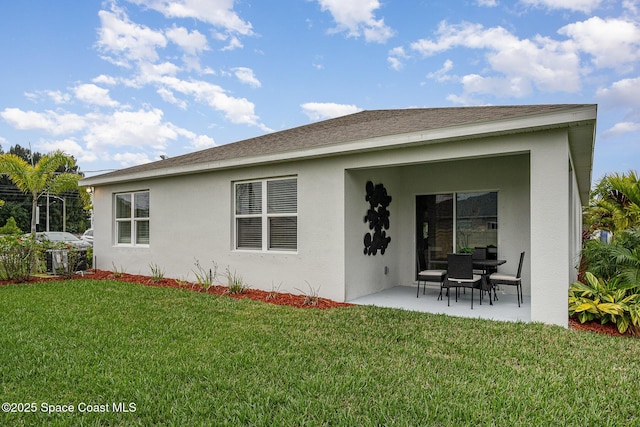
[82,104,595,185]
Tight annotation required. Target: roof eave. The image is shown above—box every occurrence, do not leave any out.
[80,105,597,187]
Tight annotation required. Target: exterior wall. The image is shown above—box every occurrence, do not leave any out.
[92,159,347,301]
[529,130,572,327]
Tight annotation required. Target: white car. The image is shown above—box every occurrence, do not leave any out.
[81,228,94,246]
[35,232,91,249]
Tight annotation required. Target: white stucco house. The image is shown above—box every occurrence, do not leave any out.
[80,104,597,328]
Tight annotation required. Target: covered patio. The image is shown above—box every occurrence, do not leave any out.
[349,285,531,323]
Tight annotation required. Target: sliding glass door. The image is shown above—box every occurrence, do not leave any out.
[416,192,497,270]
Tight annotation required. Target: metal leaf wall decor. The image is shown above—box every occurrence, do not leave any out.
[363,181,392,256]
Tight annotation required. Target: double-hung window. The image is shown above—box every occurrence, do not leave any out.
[235,177,297,251]
[115,191,150,246]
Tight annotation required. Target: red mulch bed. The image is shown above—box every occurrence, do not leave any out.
[568,316,632,337]
[1,270,632,336]
[1,269,354,310]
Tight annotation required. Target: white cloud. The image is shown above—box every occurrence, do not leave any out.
[317,0,395,43]
[624,0,640,15]
[165,25,209,55]
[126,0,253,35]
[156,87,188,109]
[426,59,454,82]
[1,106,217,167]
[46,90,72,104]
[35,138,98,163]
[174,127,216,149]
[113,151,153,167]
[220,35,244,51]
[410,21,581,96]
[301,102,362,120]
[387,46,409,70]
[520,0,604,13]
[559,17,640,72]
[0,108,86,135]
[92,74,118,85]
[83,108,178,151]
[232,67,261,88]
[477,0,498,6]
[96,6,167,66]
[596,76,640,108]
[603,121,640,137]
[73,84,120,108]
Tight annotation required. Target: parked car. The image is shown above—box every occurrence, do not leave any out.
[35,231,92,249]
[81,228,93,246]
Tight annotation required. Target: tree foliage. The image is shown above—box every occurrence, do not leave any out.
[0,148,88,234]
[585,170,640,235]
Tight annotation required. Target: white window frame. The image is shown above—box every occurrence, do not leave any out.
[234,177,297,252]
[114,190,150,247]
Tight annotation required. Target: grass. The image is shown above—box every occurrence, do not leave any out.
[1,280,640,426]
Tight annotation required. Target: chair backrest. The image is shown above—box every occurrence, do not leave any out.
[416,249,427,275]
[516,251,525,278]
[447,253,473,279]
[472,247,487,260]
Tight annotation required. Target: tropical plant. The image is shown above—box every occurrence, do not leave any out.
[569,272,640,334]
[0,151,85,234]
[585,170,640,235]
[580,227,640,282]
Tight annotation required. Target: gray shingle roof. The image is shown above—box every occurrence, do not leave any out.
[87,104,593,182]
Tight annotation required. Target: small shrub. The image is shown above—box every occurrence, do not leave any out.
[266,281,282,300]
[225,267,247,294]
[149,263,165,282]
[0,217,22,235]
[569,271,640,334]
[0,235,39,281]
[111,262,126,278]
[296,282,320,306]
[193,259,217,291]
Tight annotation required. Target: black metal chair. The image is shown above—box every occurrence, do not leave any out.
[443,253,482,309]
[489,251,525,307]
[416,250,447,299]
[472,246,496,304]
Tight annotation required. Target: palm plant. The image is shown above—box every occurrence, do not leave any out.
[0,151,83,234]
[586,171,640,235]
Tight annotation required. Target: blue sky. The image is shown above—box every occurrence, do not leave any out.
[0,0,639,183]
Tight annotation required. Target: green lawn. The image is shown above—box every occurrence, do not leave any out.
[1,280,639,426]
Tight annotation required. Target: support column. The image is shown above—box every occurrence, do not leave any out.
[530,132,570,327]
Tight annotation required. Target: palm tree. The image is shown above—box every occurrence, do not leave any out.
[585,171,640,235]
[0,151,83,234]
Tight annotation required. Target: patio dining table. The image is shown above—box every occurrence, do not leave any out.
[472,259,506,305]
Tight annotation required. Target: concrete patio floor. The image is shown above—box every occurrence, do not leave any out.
[349,285,531,323]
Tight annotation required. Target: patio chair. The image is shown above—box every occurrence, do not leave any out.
[416,250,447,299]
[472,246,496,303]
[489,251,525,307]
[443,253,482,309]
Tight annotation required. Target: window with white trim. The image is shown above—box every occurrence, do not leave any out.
[115,191,150,246]
[235,177,297,251]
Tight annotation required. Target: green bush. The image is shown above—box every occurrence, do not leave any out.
[0,217,22,235]
[569,272,640,334]
[0,235,40,281]
[573,228,640,334]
